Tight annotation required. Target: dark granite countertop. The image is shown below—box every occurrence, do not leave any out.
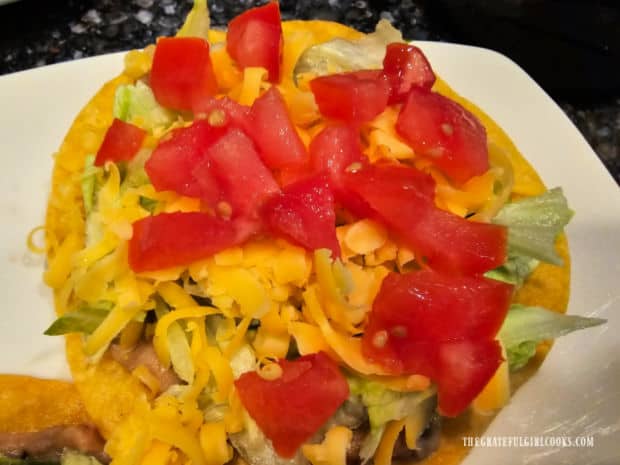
[1,0,618,184]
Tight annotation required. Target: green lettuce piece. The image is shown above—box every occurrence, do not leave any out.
[229,411,308,465]
[348,377,436,462]
[493,187,573,265]
[506,341,537,371]
[44,302,114,336]
[122,147,153,188]
[293,19,403,84]
[485,255,539,286]
[229,344,256,379]
[113,81,174,131]
[81,154,103,215]
[498,304,606,371]
[155,300,194,384]
[139,196,158,214]
[177,0,210,40]
[358,426,385,463]
[60,451,103,465]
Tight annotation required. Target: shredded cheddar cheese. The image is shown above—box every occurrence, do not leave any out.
[302,426,353,465]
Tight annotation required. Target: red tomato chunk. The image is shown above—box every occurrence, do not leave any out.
[150,37,218,111]
[396,87,489,184]
[309,124,366,184]
[94,118,146,167]
[145,120,279,223]
[227,1,283,82]
[382,43,436,104]
[193,128,280,220]
[128,212,248,272]
[144,120,228,201]
[248,87,308,170]
[342,164,507,274]
[436,338,503,417]
[263,174,341,258]
[310,70,390,124]
[192,96,252,133]
[362,270,512,416]
[234,352,350,458]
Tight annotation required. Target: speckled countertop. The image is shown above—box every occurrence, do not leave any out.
[1,0,618,184]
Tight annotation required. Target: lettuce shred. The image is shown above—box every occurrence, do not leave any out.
[493,187,573,265]
[177,0,210,40]
[113,81,174,132]
[348,377,435,463]
[293,19,403,84]
[44,301,113,336]
[498,304,606,371]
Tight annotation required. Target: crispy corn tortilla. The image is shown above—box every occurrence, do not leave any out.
[7,20,570,465]
[0,375,92,433]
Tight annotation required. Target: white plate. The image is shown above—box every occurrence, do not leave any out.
[0,46,618,464]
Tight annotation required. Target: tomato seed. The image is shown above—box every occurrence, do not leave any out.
[258,363,283,380]
[208,109,226,127]
[441,123,454,136]
[217,201,233,219]
[372,330,388,348]
[390,325,408,338]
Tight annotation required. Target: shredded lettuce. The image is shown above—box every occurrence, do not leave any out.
[113,81,174,132]
[484,255,539,286]
[348,377,436,462]
[293,19,404,84]
[81,154,103,215]
[155,300,194,384]
[60,451,103,465]
[122,148,153,188]
[505,340,538,371]
[177,0,210,40]
[229,344,257,379]
[139,196,158,214]
[493,187,573,265]
[44,301,114,336]
[230,411,308,465]
[498,304,606,371]
[358,426,385,463]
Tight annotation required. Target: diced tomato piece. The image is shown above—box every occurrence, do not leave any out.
[338,162,435,219]
[145,120,228,201]
[310,70,390,124]
[150,37,218,111]
[193,128,280,220]
[342,162,436,202]
[191,96,252,133]
[309,125,368,213]
[363,270,513,352]
[278,164,312,187]
[128,212,248,272]
[226,2,283,82]
[396,88,489,184]
[405,203,507,274]
[263,174,340,258]
[436,338,503,416]
[235,352,349,457]
[94,118,146,167]
[309,125,366,183]
[342,164,506,274]
[382,43,436,104]
[361,270,511,416]
[248,87,308,169]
